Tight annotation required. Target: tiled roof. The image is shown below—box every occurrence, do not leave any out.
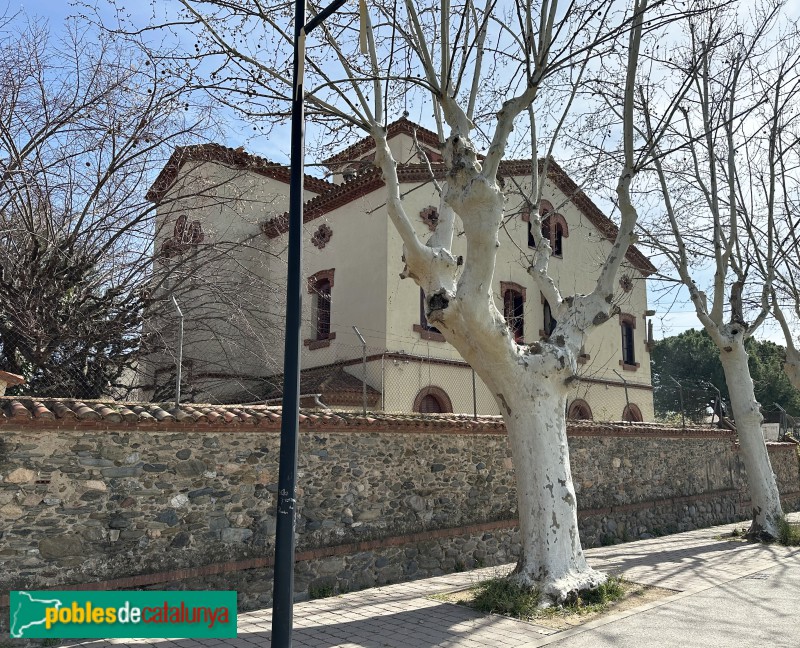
[261,156,657,276]
[262,364,381,407]
[0,397,502,431]
[321,117,442,166]
[0,396,749,440]
[146,144,333,203]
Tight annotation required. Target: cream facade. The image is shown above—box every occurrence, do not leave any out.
[146,121,655,420]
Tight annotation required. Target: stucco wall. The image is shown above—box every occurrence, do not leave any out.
[2,416,796,618]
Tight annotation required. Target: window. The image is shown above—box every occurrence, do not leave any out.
[501,282,526,343]
[622,403,643,422]
[553,222,564,257]
[314,279,332,340]
[413,386,453,414]
[542,299,557,337]
[414,288,446,341]
[568,399,593,421]
[619,313,638,369]
[525,200,568,256]
[419,394,444,413]
[305,269,336,349]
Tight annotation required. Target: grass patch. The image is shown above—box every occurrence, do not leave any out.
[777,517,800,546]
[471,578,541,618]
[309,583,335,599]
[432,576,672,629]
[463,576,626,620]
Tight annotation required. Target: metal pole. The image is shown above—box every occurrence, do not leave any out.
[669,376,685,428]
[613,369,630,421]
[353,326,367,415]
[271,0,307,642]
[171,296,183,407]
[272,2,348,645]
[472,368,477,420]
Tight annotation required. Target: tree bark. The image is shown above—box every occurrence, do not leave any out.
[718,340,783,538]
[496,366,606,602]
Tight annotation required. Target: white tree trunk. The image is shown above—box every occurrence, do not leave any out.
[375,130,616,604]
[497,369,605,602]
[436,298,605,603]
[718,340,784,537]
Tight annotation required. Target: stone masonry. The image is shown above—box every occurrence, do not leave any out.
[0,401,798,621]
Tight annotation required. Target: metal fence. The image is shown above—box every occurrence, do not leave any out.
[0,324,493,414]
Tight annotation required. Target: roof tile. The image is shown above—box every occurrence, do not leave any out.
[0,397,751,442]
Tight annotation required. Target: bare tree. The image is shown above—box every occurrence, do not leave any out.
[120,0,712,601]
[0,13,290,402]
[639,1,799,538]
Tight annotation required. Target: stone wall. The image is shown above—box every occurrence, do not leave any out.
[1,404,798,621]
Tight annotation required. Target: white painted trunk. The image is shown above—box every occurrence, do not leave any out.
[718,342,783,537]
[498,372,606,603]
[375,130,610,603]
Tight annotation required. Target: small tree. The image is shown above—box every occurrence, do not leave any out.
[0,14,289,402]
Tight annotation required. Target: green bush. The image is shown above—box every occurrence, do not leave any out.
[777,517,800,546]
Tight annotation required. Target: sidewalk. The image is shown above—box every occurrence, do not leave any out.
[65,514,800,648]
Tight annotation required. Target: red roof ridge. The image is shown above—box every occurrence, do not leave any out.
[146,143,333,203]
[261,156,656,276]
[0,397,743,439]
[321,117,442,167]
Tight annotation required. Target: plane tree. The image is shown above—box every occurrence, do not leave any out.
[638,0,800,537]
[123,0,717,602]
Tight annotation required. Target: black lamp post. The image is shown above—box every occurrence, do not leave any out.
[271,1,348,646]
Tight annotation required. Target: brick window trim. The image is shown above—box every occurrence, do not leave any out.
[412,385,453,414]
[501,281,526,343]
[304,332,336,350]
[623,403,644,422]
[307,268,335,292]
[619,312,637,328]
[500,281,527,301]
[619,360,641,371]
[413,324,446,342]
[568,399,593,421]
[522,200,569,254]
[306,268,335,346]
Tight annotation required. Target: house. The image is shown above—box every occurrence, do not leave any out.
[143,119,656,420]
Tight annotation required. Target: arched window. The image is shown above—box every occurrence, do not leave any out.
[568,399,593,420]
[541,218,552,248]
[420,288,440,334]
[619,313,638,369]
[314,279,332,340]
[553,222,564,257]
[504,289,525,342]
[501,282,526,343]
[414,288,446,341]
[305,269,336,349]
[413,386,453,414]
[622,403,643,422]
